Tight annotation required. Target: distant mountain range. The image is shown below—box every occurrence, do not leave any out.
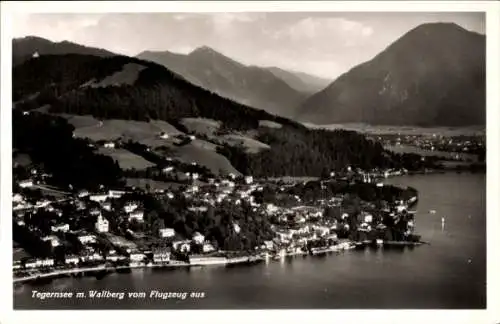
[266,66,330,94]
[12,36,115,66]
[12,22,486,128]
[296,23,486,127]
[136,47,324,117]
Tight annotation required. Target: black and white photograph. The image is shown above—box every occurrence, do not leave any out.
[1,1,499,322]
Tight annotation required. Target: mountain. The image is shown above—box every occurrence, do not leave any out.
[296,23,486,127]
[266,67,331,94]
[13,36,115,66]
[12,53,430,178]
[136,47,308,117]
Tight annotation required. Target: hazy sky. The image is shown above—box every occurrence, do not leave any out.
[12,12,485,79]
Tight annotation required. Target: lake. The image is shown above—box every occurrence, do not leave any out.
[13,173,486,309]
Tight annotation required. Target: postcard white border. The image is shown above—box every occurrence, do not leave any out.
[1,1,499,324]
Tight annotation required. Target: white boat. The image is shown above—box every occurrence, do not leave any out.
[429,210,436,214]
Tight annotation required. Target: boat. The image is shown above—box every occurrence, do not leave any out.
[429,210,436,214]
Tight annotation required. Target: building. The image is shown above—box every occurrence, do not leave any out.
[124,202,139,213]
[172,240,191,253]
[42,235,61,247]
[102,202,112,211]
[51,223,70,233]
[78,234,97,245]
[192,232,205,245]
[89,194,108,203]
[130,252,146,263]
[78,190,90,198]
[12,193,24,203]
[103,142,115,149]
[153,248,171,263]
[65,255,80,265]
[159,228,175,238]
[202,242,216,253]
[159,132,169,139]
[128,210,144,222]
[32,51,40,58]
[108,190,125,199]
[95,215,109,233]
[162,166,174,173]
[19,179,33,188]
[244,176,253,184]
[188,255,227,266]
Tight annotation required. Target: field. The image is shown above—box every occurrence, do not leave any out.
[384,144,478,162]
[180,118,221,136]
[97,147,155,170]
[73,119,183,142]
[305,123,486,136]
[219,134,270,153]
[259,120,282,129]
[167,144,241,176]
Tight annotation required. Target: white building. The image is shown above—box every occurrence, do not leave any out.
[192,232,205,244]
[51,223,70,233]
[95,215,109,233]
[19,180,34,188]
[153,249,170,263]
[102,202,112,211]
[233,223,241,234]
[130,253,146,262]
[202,242,216,253]
[162,166,174,173]
[89,194,108,203]
[13,193,24,203]
[188,135,196,141]
[103,142,115,149]
[78,190,90,198]
[173,240,191,253]
[159,228,175,238]
[244,176,253,184]
[78,234,97,245]
[32,51,40,58]
[124,202,139,213]
[128,210,144,222]
[42,235,61,247]
[108,190,125,199]
[65,255,80,265]
[364,214,373,223]
[159,132,169,139]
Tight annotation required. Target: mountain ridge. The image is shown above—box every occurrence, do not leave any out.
[136,47,309,118]
[296,22,486,127]
[12,36,116,66]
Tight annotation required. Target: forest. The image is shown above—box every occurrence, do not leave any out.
[13,110,123,191]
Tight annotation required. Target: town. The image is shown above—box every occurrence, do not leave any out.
[13,140,421,284]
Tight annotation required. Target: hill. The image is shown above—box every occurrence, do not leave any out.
[296,23,486,127]
[12,36,115,66]
[13,53,436,181]
[266,66,331,94]
[136,46,307,117]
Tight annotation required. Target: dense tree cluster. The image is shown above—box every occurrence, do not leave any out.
[13,54,302,131]
[139,192,274,251]
[13,110,123,190]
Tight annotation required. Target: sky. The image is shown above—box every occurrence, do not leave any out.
[12,12,485,79]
